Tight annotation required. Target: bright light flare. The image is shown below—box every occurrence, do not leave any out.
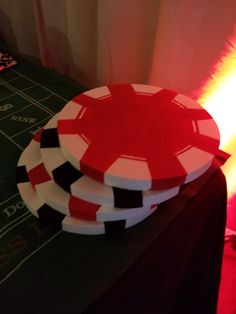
[197,34,236,199]
[199,76,236,147]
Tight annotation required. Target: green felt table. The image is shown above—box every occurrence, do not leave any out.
[0,51,227,314]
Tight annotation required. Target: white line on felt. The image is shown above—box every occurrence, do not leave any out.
[0,92,16,102]
[0,213,32,238]
[0,193,19,206]
[0,230,62,286]
[0,212,31,235]
[0,79,55,115]
[11,116,51,138]
[11,69,69,102]
[37,94,52,102]
[0,103,32,121]
[20,85,37,91]
[0,130,23,150]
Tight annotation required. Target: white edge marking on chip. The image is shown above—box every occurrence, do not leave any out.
[184,158,213,183]
[174,94,202,109]
[197,119,220,139]
[45,114,58,128]
[84,86,111,99]
[35,181,70,216]
[143,186,180,205]
[96,204,155,222]
[62,216,105,235]
[105,157,152,191]
[19,141,42,170]
[125,206,157,228]
[21,140,69,216]
[71,176,113,206]
[59,134,89,170]
[17,182,41,217]
[177,146,214,183]
[132,84,162,95]
[58,100,82,119]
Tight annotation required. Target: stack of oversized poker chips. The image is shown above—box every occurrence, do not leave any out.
[16,84,220,235]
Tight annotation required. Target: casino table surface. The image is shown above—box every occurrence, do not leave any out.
[0,50,227,314]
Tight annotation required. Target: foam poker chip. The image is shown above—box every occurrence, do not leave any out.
[16,176,156,235]
[16,137,157,235]
[19,129,158,222]
[41,115,180,208]
[57,84,220,191]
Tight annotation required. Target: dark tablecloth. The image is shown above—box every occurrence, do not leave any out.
[85,168,227,314]
[0,166,226,314]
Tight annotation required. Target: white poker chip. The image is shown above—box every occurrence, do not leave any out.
[57,84,220,190]
[41,115,180,208]
[17,131,158,222]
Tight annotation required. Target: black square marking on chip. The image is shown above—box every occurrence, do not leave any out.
[16,165,29,183]
[37,204,65,229]
[104,220,126,235]
[113,187,143,208]
[52,162,84,193]
[41,128,60,148]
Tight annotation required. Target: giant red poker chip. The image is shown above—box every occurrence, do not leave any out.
[41,115,180,208]
[57,84,220,191]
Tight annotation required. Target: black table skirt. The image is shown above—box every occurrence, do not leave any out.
[0,164,227,314]
[85,168,227,314]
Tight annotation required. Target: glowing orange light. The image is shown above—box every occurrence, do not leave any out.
[197,34,236,198]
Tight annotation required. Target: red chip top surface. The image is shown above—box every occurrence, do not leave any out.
[57,84,220,190]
